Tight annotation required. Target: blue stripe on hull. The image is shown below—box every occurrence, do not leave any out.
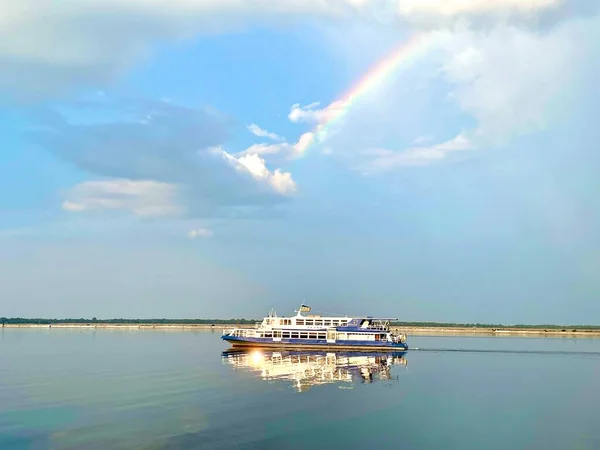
[221,335,408,350]
[222,348,407,358]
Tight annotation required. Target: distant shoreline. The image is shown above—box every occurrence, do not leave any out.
[391,326,600,338]
[3,323,600,338]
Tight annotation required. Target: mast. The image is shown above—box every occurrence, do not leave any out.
[295,302,311,317]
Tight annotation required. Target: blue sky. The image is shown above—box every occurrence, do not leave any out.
[1,0,599,323]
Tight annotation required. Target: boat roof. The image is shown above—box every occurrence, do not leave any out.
[363,317,397,320]
[263,305,398,322]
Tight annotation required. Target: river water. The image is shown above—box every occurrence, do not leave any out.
[1,328,599,449]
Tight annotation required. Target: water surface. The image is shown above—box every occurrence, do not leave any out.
[1,329,599,449]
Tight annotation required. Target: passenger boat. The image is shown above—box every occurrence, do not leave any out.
[221,304,408,351]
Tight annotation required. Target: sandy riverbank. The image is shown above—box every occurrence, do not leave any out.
[3,323,600,337]
[2,323,222,330]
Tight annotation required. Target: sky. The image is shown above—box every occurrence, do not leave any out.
[1,0,599,324]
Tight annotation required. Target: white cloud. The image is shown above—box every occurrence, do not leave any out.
[288,102,322,123]
[14,0,597,185]
[296,6,599,172]
[62,179,185,218]
[438,22,581,142]
[397,0,561,19]
[288,101,345,124]
[286,101,350,155]
[32,96,299,219]
[187,228,213,239]
[1,0,574,98]
[247,123,283,141]
[237,142,292,157]
[237,132,317,158]
[294,132,319,154]
[351,19,585,174]
[215,147,297,195]
[359,132,475,173]
[236,154,297,195]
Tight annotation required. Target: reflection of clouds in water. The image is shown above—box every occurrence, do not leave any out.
[222,349,408,392]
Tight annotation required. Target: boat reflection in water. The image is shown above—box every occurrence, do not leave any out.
[221,349,408,392]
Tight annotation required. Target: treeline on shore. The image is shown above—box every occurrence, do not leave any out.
[2,317,599,329]
[1,317,257,325]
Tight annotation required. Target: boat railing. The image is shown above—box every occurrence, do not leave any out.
[339,324,389,332]
[223,327,257,338]
[364,324,389,331]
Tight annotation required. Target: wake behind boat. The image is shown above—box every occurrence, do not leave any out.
[221,304,408,351]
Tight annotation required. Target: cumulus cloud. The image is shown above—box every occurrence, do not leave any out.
[2,0,584,99]
[10,0,597,180]
[237,112,324,159]
[438,23,582,142]
[218,149,297,195]
[282,102,348,155]
[63,179,185,218]
[28,96,296,219]
[238,154,297,195]
[301,4,599,172]
[351,18,587,172]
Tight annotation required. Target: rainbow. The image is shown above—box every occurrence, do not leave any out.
[296,32,437,154]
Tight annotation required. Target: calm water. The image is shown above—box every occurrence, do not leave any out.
[1,329,600,450]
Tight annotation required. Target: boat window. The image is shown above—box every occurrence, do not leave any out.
[309,333,317,339]
[324,320,331,326]
[282,332,290,338]
[332,320,339,326]
[300,333,308,339]
[318,333,326,339]
[291,332,299,338]
[314,320,323,326]
[265,332,272,338]
[296,319,304,325]
[305,320,314,326]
